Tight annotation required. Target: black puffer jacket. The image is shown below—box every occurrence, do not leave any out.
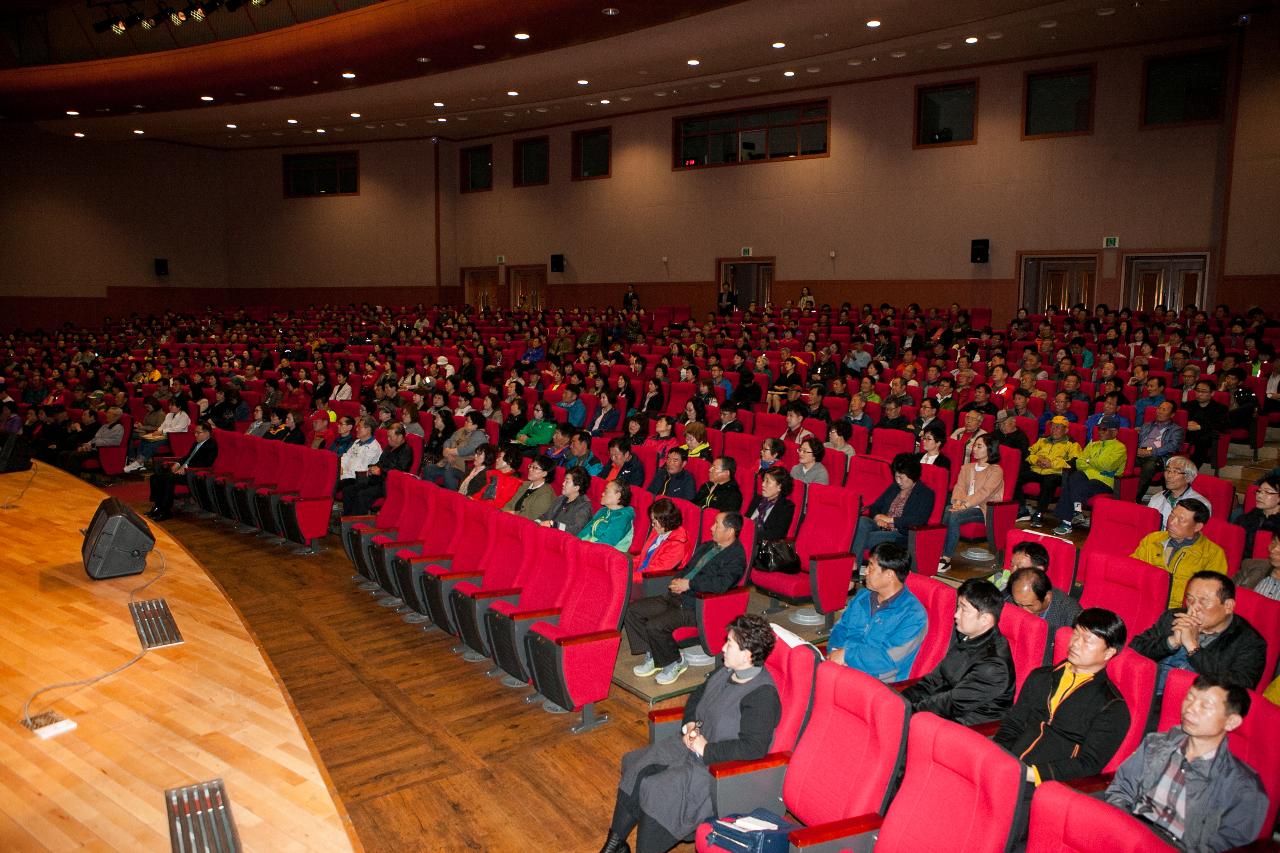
[901,627,1015,725]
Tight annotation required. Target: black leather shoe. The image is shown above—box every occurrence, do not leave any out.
[597,832,630,853]
[146,507,160,518]
[151,511,173,522]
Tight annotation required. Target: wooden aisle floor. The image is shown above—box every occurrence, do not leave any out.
[153,509,656,853]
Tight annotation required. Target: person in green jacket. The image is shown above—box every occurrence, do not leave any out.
[1052,415,1129,535]
[514,400,556,454]
[578,480,636,552]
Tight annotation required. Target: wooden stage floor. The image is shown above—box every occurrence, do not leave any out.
[0,465,357,851]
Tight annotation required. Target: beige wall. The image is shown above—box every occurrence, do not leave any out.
[1224,14,1280,278]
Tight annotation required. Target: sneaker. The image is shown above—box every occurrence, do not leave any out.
[1029,512,1044,528]
[122,460,143,473]
[654,660,689,685]
[1052,522,1073,536]
[937,556,952,573]
[1016,506,1031,520]
[631,654,658,678]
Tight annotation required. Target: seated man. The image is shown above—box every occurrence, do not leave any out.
[691,456,743,512]
[421,411,487,489]
[1132,375,1169,426]
[563,429,604,476]
[1084,391,1131,440]
[1052,414,1128,535]
[626,511,747,685]
[59,405,125,475]
[902,579,1014,725]
[646,446,696,501]
[1004,552,1083,665]
[147,419,217,521]
[340,422,414,516]
[602,437,645,487]
[875,398,911,433]
[557,386,586,428]
[338,415,383,486]
[1021,415,1081,526]
[1145,455,1212,527]
[995,608,1130,786]
[1104,674,1268,852]
[1131,499,1228,608]
[1131,571,1267,694]
[827,542,927,683]
[713,400,744,433]
[1182,379,1229,468]
[1133,400,1185,499]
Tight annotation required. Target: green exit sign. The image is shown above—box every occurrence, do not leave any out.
[1103,236,1119,249]
[740,247,753,257]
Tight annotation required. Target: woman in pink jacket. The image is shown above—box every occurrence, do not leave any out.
[938,433,1004,573]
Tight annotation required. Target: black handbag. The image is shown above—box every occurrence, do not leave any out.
[705,809,796,853]
[754,540,801,574]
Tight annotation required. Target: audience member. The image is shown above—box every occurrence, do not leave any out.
[691,456,742,512]
[1232,471,1280,556]
[1051,414,1126,535]
[827,542,926,682]
[647,446,696,501]
[937,434,1003,571]
[1133,400,1185,499]
[537,467,593,535]
[746,466,797,556]
[578,480,636,552]
[850,453,934,568]
[603,437,645,487]
[340,422,415,515]
[790,436,828,485]
[1021,416,1081,526]
[146,419,217,521]
[502,454,557,520]
[1131,500,1228,608]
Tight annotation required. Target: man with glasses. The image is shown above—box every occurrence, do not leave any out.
[147,419,217,521]
[1146,455,1212,527]
[692,456,743,512]
[1182,380,1228,468]
[1052,414,1128,535]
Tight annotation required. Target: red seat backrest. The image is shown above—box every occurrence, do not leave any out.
[917,464,949,524]
[782,663,909,826]
[1192,473,1236,521]
[869,428,915,462]
[1004,529,1078,593]
[999,603,1049,699]
[1078,552,1171,637]
[1027,782,1173,853]
[298,447,337,498]
[752,412,786,438]
[794,484,859,563]
[1079,497,1161,561]
[513,527,577,610]
[906,574,958,678]
[877,713,1025,853]
[557,542,630,635]
[1234,589,1280,691]
[762,624,821,753]
[1202,517,1245,574]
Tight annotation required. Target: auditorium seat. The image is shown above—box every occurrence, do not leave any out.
[1190,473,1236,521]
[692,663,909,852]
[1077,552,1171,640]
[231,438,284,530]
[189,428,239,514]
[486,531,579,685]
[340,470,413,585]
[253,438,309,541]
[905,574,957,679]
[1234,589,1280,691]
[1000,602,1050,698]
[1078,497,1160,563]
[417,504,506,635]
[904,462,949,577]
[393,484,468,625]
[868,428,915,463]
[1004,528,1079,594]
[276,448,338,554]
[213,435,260,520]
[449,512,540,658]
[1027,781,1171,853]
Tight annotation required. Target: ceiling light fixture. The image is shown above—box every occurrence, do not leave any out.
[577,79,589,85]
[687,58,700,65]
[600,99,611,104]
[965,36,979,43]
[772,41,785,48]
[890,50,906,58]
[350,112,361,118]
[514,32,530,40]
[986,31,1003,39]
[66,110,79,116]
[342,71,356,79]
[74,132,85,138]
[602,7,620,15]
[200,95,214,101]
[473,44,485,50]
[437,117,447,122]
[937,42,952,49]
[316,128,326,133]
[226,123,237,128]
[1096,7,1116,15]
[507,90,519,96]
[133,129,145,134]
[847,59,862,65]
[417,56,431,63]
[1039,20,1058,28]
[747,76,761,82]
[287,118,298,124]
[783,70,795,77]
[865,19,881,28]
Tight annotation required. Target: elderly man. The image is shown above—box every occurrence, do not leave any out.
[339,416,384,485]
[1145,455,1212,527]
[626,511,747,685]
[59,406,125,475]
[1052,414,1128,534]
[146,419,218,521]
[341,422,414,515]
[1021,416,1081,527]
[1003,543,1083,664]
[691,456,743,512]
[1132,499,1228,608]
[1133,400,1185,499]
[1133,376,1169,425]
[647,446,696,500]
[603,437,645,487]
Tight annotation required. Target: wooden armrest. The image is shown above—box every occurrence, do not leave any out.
[471,588,521,599]
[708,751,792,779]
[790,814,885,846]
[647,707,685,724]
[1064,772,1114,794]
[556,629,620,647]
[512,607,562,621]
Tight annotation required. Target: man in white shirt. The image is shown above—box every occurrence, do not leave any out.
[1145,456,1212,526]
[340,416,383,482]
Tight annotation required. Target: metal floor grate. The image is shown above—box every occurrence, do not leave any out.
[165,778,241,853]
[129,598,184,649]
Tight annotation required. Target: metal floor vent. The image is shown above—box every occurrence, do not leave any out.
[129,598,184,649]
[165,778,241,853]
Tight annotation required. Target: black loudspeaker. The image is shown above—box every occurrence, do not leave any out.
[83,497,155,580]
[154,258,169,277]
[550,253,565,273]
[970,239,990,264]
[0,432,31,473]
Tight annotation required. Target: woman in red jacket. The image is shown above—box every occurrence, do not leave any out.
[634,498,694,581]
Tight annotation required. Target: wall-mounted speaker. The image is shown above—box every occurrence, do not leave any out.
[550,253,566,273]
[154,258,169,277]
[82,497,155,580]
[970,239,990,264]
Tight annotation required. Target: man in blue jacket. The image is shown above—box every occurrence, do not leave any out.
[558,386,586,428]
[827,542,927,683]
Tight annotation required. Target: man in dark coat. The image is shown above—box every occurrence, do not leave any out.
[1005,553,1082,665]
[902,579,1015,725]
[148,419,217,520]
[1130,571,1268,693]
[1181,380,1229,468]
[626,512,747,685]
[646,447,696,501]
[340,422,415,515]
[692,456,743,512]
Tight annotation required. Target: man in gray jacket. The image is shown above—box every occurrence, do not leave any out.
[1104,674,1267,852]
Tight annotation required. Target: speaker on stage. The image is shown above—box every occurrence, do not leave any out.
[0,432,32,473]
[83,497,155,580]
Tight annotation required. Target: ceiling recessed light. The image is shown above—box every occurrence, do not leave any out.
[514,32,529,40]
[341,72,356,78]
[747,76,761,82]
[272,131,284,136]
[1096,7,1116,15]
[433,101,444,107]
[350,112,361,118]
[133,129,144,134]
[473,44,485,50]
[986,31,1003,39]
[806,66,820,73]
[287,118,298,124]
[783,70,796,77]
[317,128,326,133]
[937,42,952,49]
[1039,19,1058,28]
[847,59,863,66]
[600,99,611,104]
[73,132,85,138]
[865,19,881,28]
[577,80,590,87]
[200,96,214,102]
[66,110,79,116]
[226,123,237,128]
[965,36,979,43]
[772,41,786,48]
[417,56,431,63]
[268,85,282,92]
[507,90,519,96]
[234,92,245,97]
[890,50,906,58]
[437,117,447,122]
[364,124,376,129]
[602,7,619,15]
[687,58,700,66]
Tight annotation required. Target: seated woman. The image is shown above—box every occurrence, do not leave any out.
[680,421,711,460]
[537,467,595,535]
[400,403,426,438]
[579,479,636,552]
[640,378,665,415]
[746,466,796,555]
[825,420,857,461]
[515,400,556,453]
[244,404,270,438]
[633,498,693,578]
[650,416,681,463]
[261,407,288,440]
[600,614,781,853]
[499,398,528,445]
[623,413,649,447]
[279,409,307,444]
[937,434,1003,573]
[682,397,707,428]
[917,421,951,471]
[790,435,829,485]
[589,390,622,436]
[850,453,935,570]
[758,437,785,472]
[503,454,558,521]
[456,443,499,496]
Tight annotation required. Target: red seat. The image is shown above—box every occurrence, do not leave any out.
[1201,516,1245,574]
[1027,781,1172,853]
[1079,497,1160,564]
[1192,472,1236,521]
[231,438,284,528]
[190,429,240,513]
[254,437,310,539]
[661,516,757,657]
[417,504,505,634]
[1000,602,1050,698]
[450,512,541,656]
[1078,552,1171,638]
[904,463,950,576]
[393,485,470,623]
[693,663,909,852]
[339,468,413,580]
[905,574,958,679]
[869,427,915,462]
[487,531,580,684]
[1004,528,1079,593]
[1234,589,1280,691]
[277,447,338,553]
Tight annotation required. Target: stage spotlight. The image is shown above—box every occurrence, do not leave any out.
[188,4,206,22]
[110,16,128,35]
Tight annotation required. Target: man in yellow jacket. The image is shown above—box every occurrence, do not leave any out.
[1052,414,1128,535]
[1021,416,1081,527]
[1131,498,1228,607]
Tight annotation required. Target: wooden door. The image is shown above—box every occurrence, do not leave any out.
[461,267,501,311]
[507,265,547,311]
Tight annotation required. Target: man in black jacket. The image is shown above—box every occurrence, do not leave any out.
[339,422,415,515]
[692,456,743,512]
[603,437,645,487]
[713,401,745,433]
[148,419,217,520]
[1130,571,1268,694]
[902,579,1014,725]
[1182,380,1229,468]
[646,447,696,501]
[626,511,747,685]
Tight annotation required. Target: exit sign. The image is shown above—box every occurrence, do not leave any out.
[496,254,506,264]
[740,247,753,257]
[1103,236,1119,249]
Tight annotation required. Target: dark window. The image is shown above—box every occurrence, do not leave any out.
[460,145,493,193]
[282,152,358,197]
[1025,67,1094,137]
[572,127,611,180]
[513,136,550,187]
[916,81,977,146]
[1144,50,1226,126]
[675,100,829,169]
